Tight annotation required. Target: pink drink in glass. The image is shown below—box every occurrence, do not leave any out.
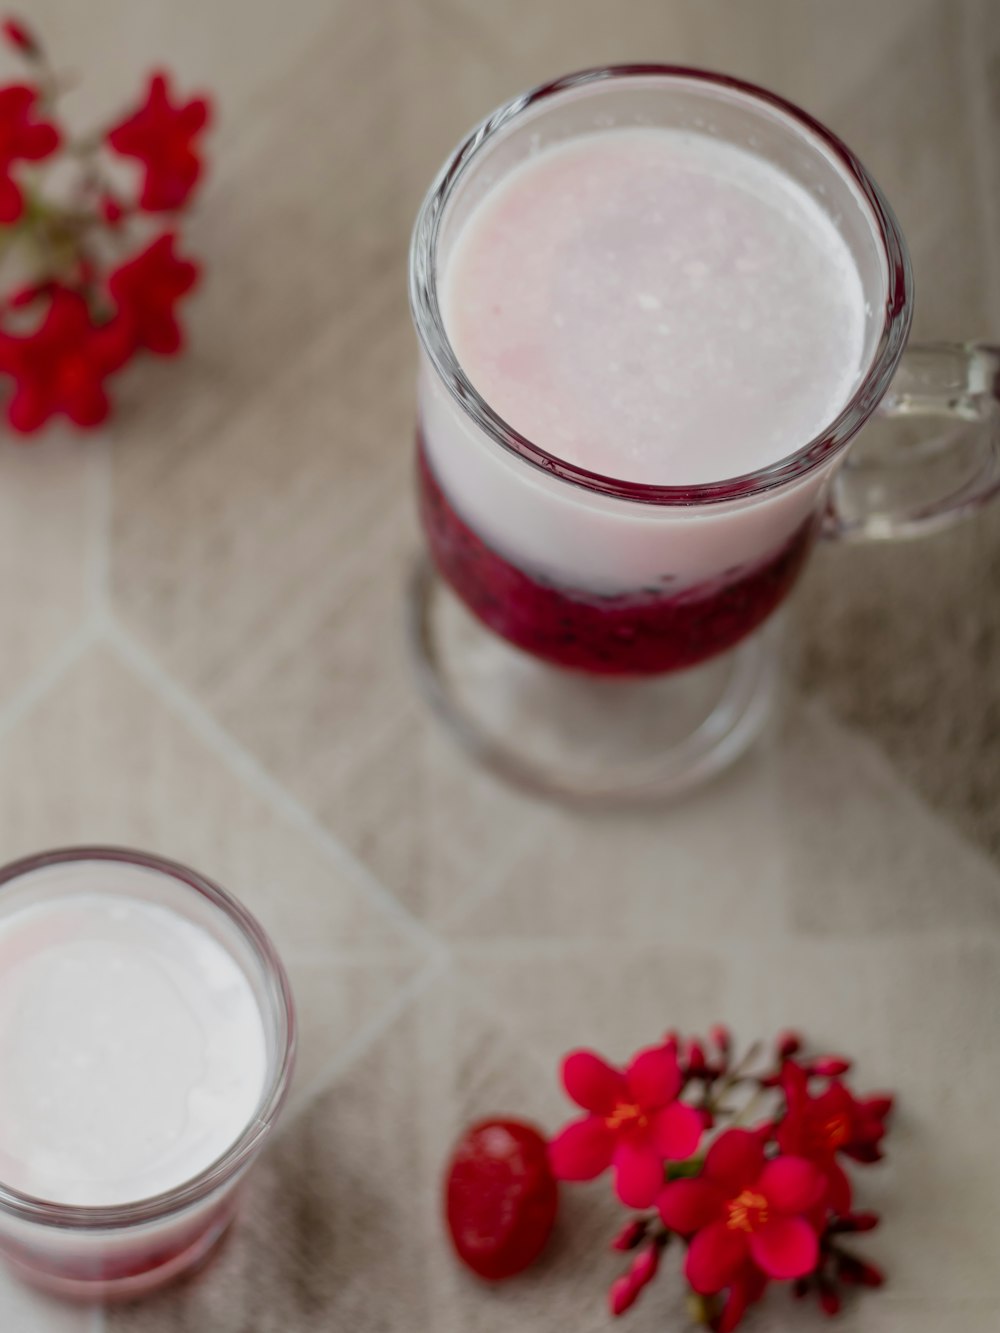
[419,127,866,674]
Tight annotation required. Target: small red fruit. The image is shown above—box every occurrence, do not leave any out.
[445,1118,558,1280]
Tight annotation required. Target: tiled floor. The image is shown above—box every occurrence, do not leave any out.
[4,1,1000,1329]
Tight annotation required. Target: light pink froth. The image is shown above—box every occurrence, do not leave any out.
[442,129,866,485]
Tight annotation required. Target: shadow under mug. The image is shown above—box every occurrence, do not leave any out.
[408,65,1000,804]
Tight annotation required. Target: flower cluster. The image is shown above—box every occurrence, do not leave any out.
[549,1028,893,1331]
[0,17,209,433]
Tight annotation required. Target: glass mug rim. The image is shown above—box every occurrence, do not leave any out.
[409,62,914,508]
[0,845,296,1231]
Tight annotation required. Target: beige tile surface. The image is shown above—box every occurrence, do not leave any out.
[0,638,433,1093]
[0,434,105,713]
[1,0,999,1329]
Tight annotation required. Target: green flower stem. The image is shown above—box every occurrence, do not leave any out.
[700,1040,763,1116]
[731,1086,769,1128]
[686,1291,720,1327]
[666,1157,705,1182]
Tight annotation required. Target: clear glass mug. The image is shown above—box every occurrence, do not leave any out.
[408,65,1000,803]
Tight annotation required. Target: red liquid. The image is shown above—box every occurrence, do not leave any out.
[418,441,816,675]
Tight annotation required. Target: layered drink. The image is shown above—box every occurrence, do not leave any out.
[418,124,868,673]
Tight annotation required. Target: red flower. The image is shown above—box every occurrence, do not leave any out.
[107,71,210,212]
[0,85,60,222]
[0,287,132,432]
[658,1129,825,1294]
[778,1063,893,1211]
[549,1044,704,1208]
[109,233,199,355]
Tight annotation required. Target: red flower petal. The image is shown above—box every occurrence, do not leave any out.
[781,1059,809,1102]
[704,1129,765,1191]
[561,1050,627,1114]
[758,1157,825,1214]
[685,1221,748,1295]
[0,84,32,115]
[64,382,109,428]
[612,1139,664,1209]
[652,1100,703,1160]
[820,1083,857,1123]
[626,1044,682,1109]
[748,1215,819,1280]
[7,381,47,432]
[91,316,136,374]
[810,1056,852,1078]
[548,1116,614,1181]
[18,119,59,159]
[657,1178,725,1235]
[860,1095,894,1121]
[826,1160,853,1214]
[179,97,210,136]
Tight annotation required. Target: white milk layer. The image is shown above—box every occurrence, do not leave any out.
[422,127,873,592]
[0,893,267,1206]
[443,128,866,486]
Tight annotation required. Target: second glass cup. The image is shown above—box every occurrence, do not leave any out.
[409,65,1000,802]
[0,847,295,1302]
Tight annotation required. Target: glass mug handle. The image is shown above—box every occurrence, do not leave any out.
[824,342,1000,541]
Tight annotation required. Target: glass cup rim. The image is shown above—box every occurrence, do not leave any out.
[409,63,914,507]
[0,844,297,1231]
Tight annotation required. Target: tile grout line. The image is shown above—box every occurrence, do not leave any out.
[959,0,1000,329]
[0,622,101,749]
[100,613,443,957]
[279,952,448,1125]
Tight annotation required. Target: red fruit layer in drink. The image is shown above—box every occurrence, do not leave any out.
[419,440,815,675]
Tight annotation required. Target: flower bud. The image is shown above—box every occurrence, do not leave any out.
[709,1024,732,1055]
[630,1244,660,1288]
[819,1284,842,1316]
[856,1261,884,1288]
[8,281,52,309]
[686,1040,707,1072]
[2,18,37,56]
[609,1274,639,1316]
[611,1219,648,1252]
[837,1254,884,1288]
[777,1030,803,1059]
